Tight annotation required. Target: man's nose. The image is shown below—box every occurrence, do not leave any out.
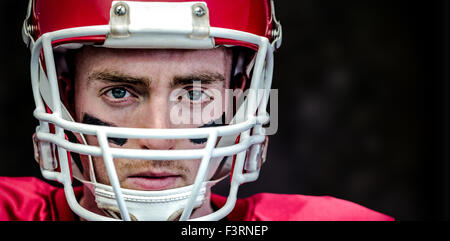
[137,92,176,150]
[138,137,175,150]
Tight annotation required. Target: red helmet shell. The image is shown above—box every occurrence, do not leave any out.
[30,0,275,48]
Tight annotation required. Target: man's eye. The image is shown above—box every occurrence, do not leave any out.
[187,90,210,102]
[106,87,130,99]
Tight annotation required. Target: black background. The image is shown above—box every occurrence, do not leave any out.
[0,0,448,221]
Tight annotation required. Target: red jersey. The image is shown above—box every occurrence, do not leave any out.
[0,177,394,221]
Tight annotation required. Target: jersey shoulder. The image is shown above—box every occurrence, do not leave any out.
[0,176,75,221]
[248,193,394,221]
[212,193,394,221]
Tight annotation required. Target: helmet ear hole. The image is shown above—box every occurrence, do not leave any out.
[57,75,75,117]
[230,47,255,90]
[232,73,247,91]
[55,47,80,119]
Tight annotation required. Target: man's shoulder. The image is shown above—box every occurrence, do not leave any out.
[0,176,58,199]
[213,192,394,221]
[0,176,68,221]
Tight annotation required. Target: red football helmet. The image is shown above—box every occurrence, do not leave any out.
[23,0,282,221]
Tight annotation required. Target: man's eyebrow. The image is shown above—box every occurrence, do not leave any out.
[171,72,226,88]
[88,70,150,88]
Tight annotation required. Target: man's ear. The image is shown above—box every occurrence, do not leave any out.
[58,74,75,118]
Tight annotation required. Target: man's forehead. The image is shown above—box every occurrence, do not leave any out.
[75,46,233,87]
[77,46,232,63]
[75,46,232,80]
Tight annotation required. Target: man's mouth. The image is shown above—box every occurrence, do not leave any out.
[126,172,182,191]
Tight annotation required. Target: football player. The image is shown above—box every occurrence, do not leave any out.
[0,0,393,221]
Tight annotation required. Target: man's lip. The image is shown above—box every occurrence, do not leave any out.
[129,171,180,178]
[126,172,181,191]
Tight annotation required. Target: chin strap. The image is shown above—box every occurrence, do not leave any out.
[74,174,219,221]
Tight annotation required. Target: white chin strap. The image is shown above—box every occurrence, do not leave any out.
[75,175,219,221]
[95,182,209,221]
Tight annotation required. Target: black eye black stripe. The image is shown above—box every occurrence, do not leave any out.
[81,114,128,146]
[190,113,227,144]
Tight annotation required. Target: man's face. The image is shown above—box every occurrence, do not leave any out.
[71,46,232,191]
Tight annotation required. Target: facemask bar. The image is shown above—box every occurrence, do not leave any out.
[30,24,273,221]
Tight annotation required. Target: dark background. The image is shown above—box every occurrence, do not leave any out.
[0,1,448,221]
